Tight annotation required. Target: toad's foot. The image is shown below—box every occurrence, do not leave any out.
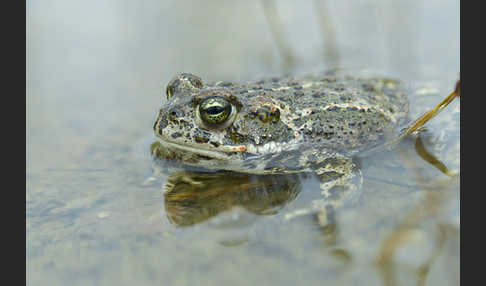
[285,157,363,232]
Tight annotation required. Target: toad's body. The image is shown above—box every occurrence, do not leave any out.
[152,70,408,211]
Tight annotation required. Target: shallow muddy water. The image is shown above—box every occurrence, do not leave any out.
[26,1,459,285]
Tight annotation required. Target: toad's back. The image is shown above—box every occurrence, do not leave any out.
[237,72,409,153]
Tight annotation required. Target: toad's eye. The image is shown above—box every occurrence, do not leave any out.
[198,96,232,125]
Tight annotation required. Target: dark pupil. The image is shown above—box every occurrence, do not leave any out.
[206,106,224,114]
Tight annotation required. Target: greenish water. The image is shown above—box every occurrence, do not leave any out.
[26,1,459,285]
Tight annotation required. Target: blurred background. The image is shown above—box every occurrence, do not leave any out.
[26,1,459,285]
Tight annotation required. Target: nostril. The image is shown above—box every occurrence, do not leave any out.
[168,109,179,118]
[168,109,180,122]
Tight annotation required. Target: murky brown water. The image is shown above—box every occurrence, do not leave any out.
[26,1,459,285]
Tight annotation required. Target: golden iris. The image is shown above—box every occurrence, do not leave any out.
[199,96,232,124]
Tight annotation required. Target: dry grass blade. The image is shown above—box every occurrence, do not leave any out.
[416,224,449,286]
[375,158,455,286]
[375,77,460,286]
[261,0,296,73]
[414,135,455,177]
[401,80,460,137]
[359,79,460,159]
[313,0,340,67]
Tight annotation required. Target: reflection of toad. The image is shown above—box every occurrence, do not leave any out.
[163,171,302,227]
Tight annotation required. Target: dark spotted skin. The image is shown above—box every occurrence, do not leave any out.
[152,70,409,217]
[153,70,408,164]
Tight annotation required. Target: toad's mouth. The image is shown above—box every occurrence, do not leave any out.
[156,137,244,161]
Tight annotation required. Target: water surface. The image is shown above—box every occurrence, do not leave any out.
[26,1,459,285]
